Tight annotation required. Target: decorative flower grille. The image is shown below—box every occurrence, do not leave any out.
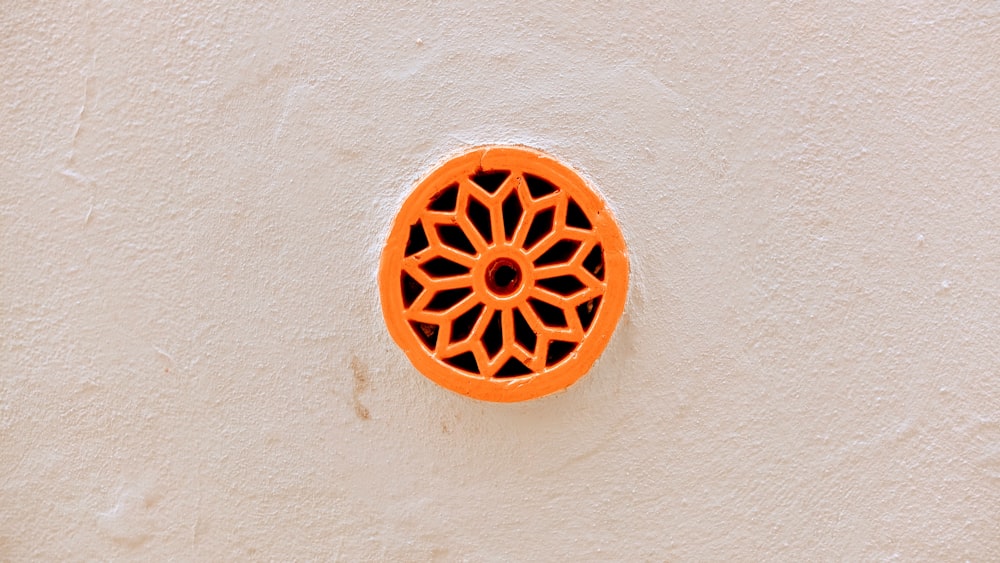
[380,146,627,402]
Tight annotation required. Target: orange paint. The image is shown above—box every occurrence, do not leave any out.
[379,146,628,402]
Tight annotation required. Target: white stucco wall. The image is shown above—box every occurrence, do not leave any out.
[3,2,999,560]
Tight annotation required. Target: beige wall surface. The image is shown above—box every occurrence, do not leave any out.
[3,1,999,560]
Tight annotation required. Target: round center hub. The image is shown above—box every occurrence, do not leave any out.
[485,258,522,296]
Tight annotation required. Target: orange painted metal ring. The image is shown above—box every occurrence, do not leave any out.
[379,146,628,402]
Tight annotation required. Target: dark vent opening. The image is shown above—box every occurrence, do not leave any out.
[428,183,459,212]
[466,198,493,245]
[536,275,586,296]
[495,357,532,378]
[524,208,554,249]
[582,244,605,281]
[437,225,476,255]
[405,221,429,256]
[450,303,484,343]
[401,272,424,307]
[546,340,576,366]
[410,321,438,350]
[528,298,567,327]
[444,351,479,374]
[485,257,522,296]
[565,198,592,230]
[512,307,537,353]
[494,264,517,287]
[576,296,601,331]
[482,310,503,358]
[426,287,472,312]
[501,191,523,241]
[534,239,581,267]
[472,170,510,193]
[420,257,470,278]
[525,174,557,198]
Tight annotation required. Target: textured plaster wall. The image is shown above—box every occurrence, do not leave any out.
[3,1,999,560]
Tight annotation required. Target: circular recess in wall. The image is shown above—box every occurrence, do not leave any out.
[379,146,628,402]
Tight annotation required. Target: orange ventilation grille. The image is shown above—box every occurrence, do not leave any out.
[379,146,628,402]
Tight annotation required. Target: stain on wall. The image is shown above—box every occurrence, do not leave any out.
[351,356,371,421]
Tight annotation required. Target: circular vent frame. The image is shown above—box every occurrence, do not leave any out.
[379,145,628,402]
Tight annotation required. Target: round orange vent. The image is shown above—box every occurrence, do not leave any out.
[379,146,628,402]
